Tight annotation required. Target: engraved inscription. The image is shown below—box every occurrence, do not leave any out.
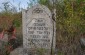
[32,8,43,13]
[26,18,51,48]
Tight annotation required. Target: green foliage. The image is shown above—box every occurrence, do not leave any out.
[38,0,53,10]
[57,51,64,55]
[13,18,21,27]
[38,0,47,5]
[38,0,85,55]
[36,48,47,55]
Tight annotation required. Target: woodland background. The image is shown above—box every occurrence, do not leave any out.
[0,0,85,55]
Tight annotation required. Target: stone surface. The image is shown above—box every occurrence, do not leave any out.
[0,34,8,48]
[10,46,23,55]
[0,34,8,42]
[22,4,56,55]
[80,38,85,46]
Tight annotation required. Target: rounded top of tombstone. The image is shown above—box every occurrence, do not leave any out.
[22,4,52,17]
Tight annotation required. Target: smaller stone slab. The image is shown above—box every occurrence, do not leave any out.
[10,46,23,55]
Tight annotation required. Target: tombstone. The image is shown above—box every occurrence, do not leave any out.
[22,4,56,55]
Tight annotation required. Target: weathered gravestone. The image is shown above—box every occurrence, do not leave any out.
[22,4,56,55]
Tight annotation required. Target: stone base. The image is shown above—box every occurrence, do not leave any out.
[10,47,54,55]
